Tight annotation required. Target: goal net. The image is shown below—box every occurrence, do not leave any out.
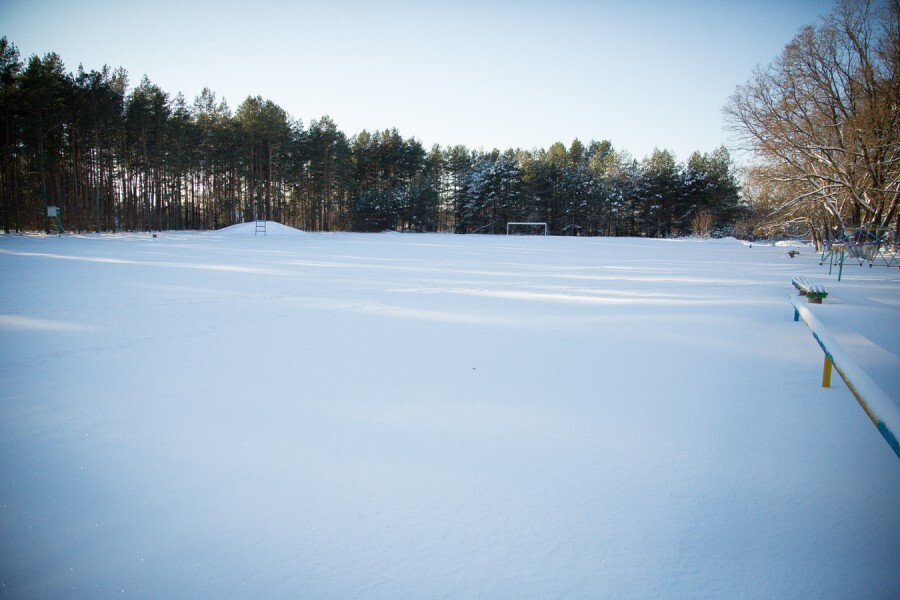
[506,222,548,236]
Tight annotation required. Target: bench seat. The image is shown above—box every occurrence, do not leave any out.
[792,276,828,303]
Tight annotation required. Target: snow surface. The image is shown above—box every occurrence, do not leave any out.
[1,228,898,599]
[217,221,306,237]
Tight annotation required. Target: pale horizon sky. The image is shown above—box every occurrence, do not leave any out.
[3,0,832,161]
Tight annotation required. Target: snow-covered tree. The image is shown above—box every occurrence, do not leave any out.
[725,0,899,236]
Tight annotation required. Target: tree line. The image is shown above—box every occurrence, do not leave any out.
[0,36,745,237]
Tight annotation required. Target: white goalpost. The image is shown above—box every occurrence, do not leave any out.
[506,222,548,236]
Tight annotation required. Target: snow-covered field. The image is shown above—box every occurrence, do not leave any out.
[2,225,898,599]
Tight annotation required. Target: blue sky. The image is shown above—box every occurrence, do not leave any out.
[2,0,832,161]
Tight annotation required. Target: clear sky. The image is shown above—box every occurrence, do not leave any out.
[2,0,832,161]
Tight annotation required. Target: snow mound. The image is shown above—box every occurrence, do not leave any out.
[215,221,304,236]
[775,239,812,247]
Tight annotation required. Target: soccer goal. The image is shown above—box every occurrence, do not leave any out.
[506,222,548,236]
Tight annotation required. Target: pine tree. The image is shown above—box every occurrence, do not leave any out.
[0,37,22,233]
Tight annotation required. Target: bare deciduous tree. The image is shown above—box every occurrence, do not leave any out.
[725,0,899,242]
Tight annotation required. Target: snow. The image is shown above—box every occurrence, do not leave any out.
[216,221,306,236]
[792,297,900,457]
[1,230,898,598]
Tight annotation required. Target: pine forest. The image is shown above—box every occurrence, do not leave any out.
[0,37,746,237]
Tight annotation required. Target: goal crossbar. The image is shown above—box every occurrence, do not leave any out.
[506,222,548,236]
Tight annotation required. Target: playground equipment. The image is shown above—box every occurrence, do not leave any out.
[255,220,267,236]
[820,225,899,280]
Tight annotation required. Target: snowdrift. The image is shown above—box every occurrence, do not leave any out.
[214,221,305,236]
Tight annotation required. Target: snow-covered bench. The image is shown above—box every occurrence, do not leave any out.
[792,276,828,303]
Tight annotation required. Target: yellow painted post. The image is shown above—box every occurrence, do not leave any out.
[822,356,833,388]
